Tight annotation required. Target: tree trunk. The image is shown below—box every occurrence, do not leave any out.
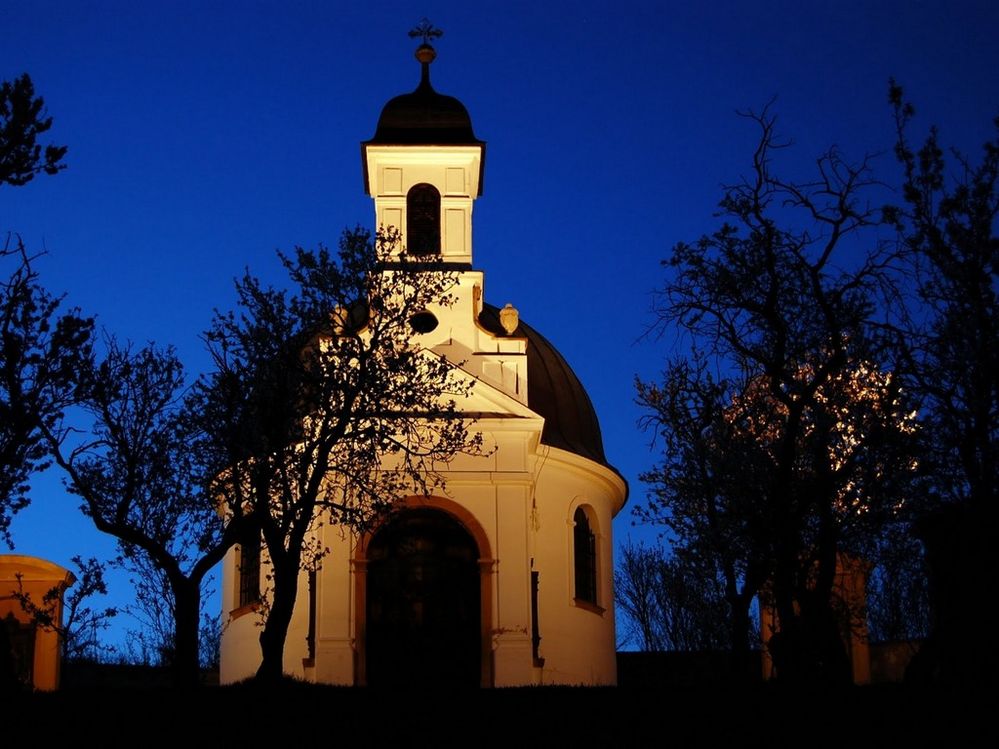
[771,564,851,684]
[256,562,300,683]
[770,540,803,682]
[172,581,202,688]
[727,596,754,681]
[808,518,851,685]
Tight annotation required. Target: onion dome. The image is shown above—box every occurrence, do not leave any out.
[365,42,483,146]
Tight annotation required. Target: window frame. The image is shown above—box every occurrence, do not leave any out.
[235,532,261,612]
[406,183,441,256]
[572,505,603,613]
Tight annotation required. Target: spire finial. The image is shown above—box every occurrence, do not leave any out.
[408,18,442,86]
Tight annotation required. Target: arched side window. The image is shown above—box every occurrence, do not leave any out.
[573,506,598,605]
[237,532,261,609]
[406,183,441,256]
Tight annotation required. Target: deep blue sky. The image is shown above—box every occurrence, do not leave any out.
[4,1,998,649]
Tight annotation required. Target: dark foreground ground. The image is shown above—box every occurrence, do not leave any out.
[7,681,993,747]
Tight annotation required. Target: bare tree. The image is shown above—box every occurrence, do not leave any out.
[865,524,930,644]
[640,106,919,683]
[45,339,251,687]
[119,552,221,672]
[193,227,482,682]
[889,83,999,684]
[615,539,730,652]
[1,73,86,548]
[636,353,767,667]
[1,240,92,547]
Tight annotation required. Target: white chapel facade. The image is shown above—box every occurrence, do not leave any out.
[219,37,627,687]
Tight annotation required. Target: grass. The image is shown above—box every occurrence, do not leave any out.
[8,680,991,746]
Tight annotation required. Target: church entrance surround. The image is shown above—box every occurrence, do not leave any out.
[355,503,493,686]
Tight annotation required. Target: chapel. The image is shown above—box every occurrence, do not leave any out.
[219,32,627,687]
[0,555,75,690]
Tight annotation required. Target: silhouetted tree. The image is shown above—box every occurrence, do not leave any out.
[196,227,481,682]
[1,241,92,547]
[640,106,920,683]
[0,73,67,188]
[119,553,178,667]
[889,83,999,684]
[119,551,222,672]
[44,339,249,687]
[615,539,730,652]
[865,523,930,644]
[635,353,766,666]
[2,75,87,548]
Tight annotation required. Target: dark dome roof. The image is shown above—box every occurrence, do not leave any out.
[366,60,483,146]
[479,303,608,467]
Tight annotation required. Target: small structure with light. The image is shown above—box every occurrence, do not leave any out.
[0,555,75,691]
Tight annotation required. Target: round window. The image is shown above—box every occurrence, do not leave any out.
[410,311,439,334]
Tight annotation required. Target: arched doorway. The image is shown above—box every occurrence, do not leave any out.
[365,509,481,686]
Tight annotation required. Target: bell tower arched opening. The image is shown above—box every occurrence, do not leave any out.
[406,183,441,256]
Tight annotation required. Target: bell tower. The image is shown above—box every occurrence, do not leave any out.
[361,22,485,265]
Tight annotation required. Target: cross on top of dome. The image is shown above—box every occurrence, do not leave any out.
[408,18,443,46]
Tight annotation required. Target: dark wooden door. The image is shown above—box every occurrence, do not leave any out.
[366,510,481,686]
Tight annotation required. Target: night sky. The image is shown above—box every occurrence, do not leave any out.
[4,0,998,648]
